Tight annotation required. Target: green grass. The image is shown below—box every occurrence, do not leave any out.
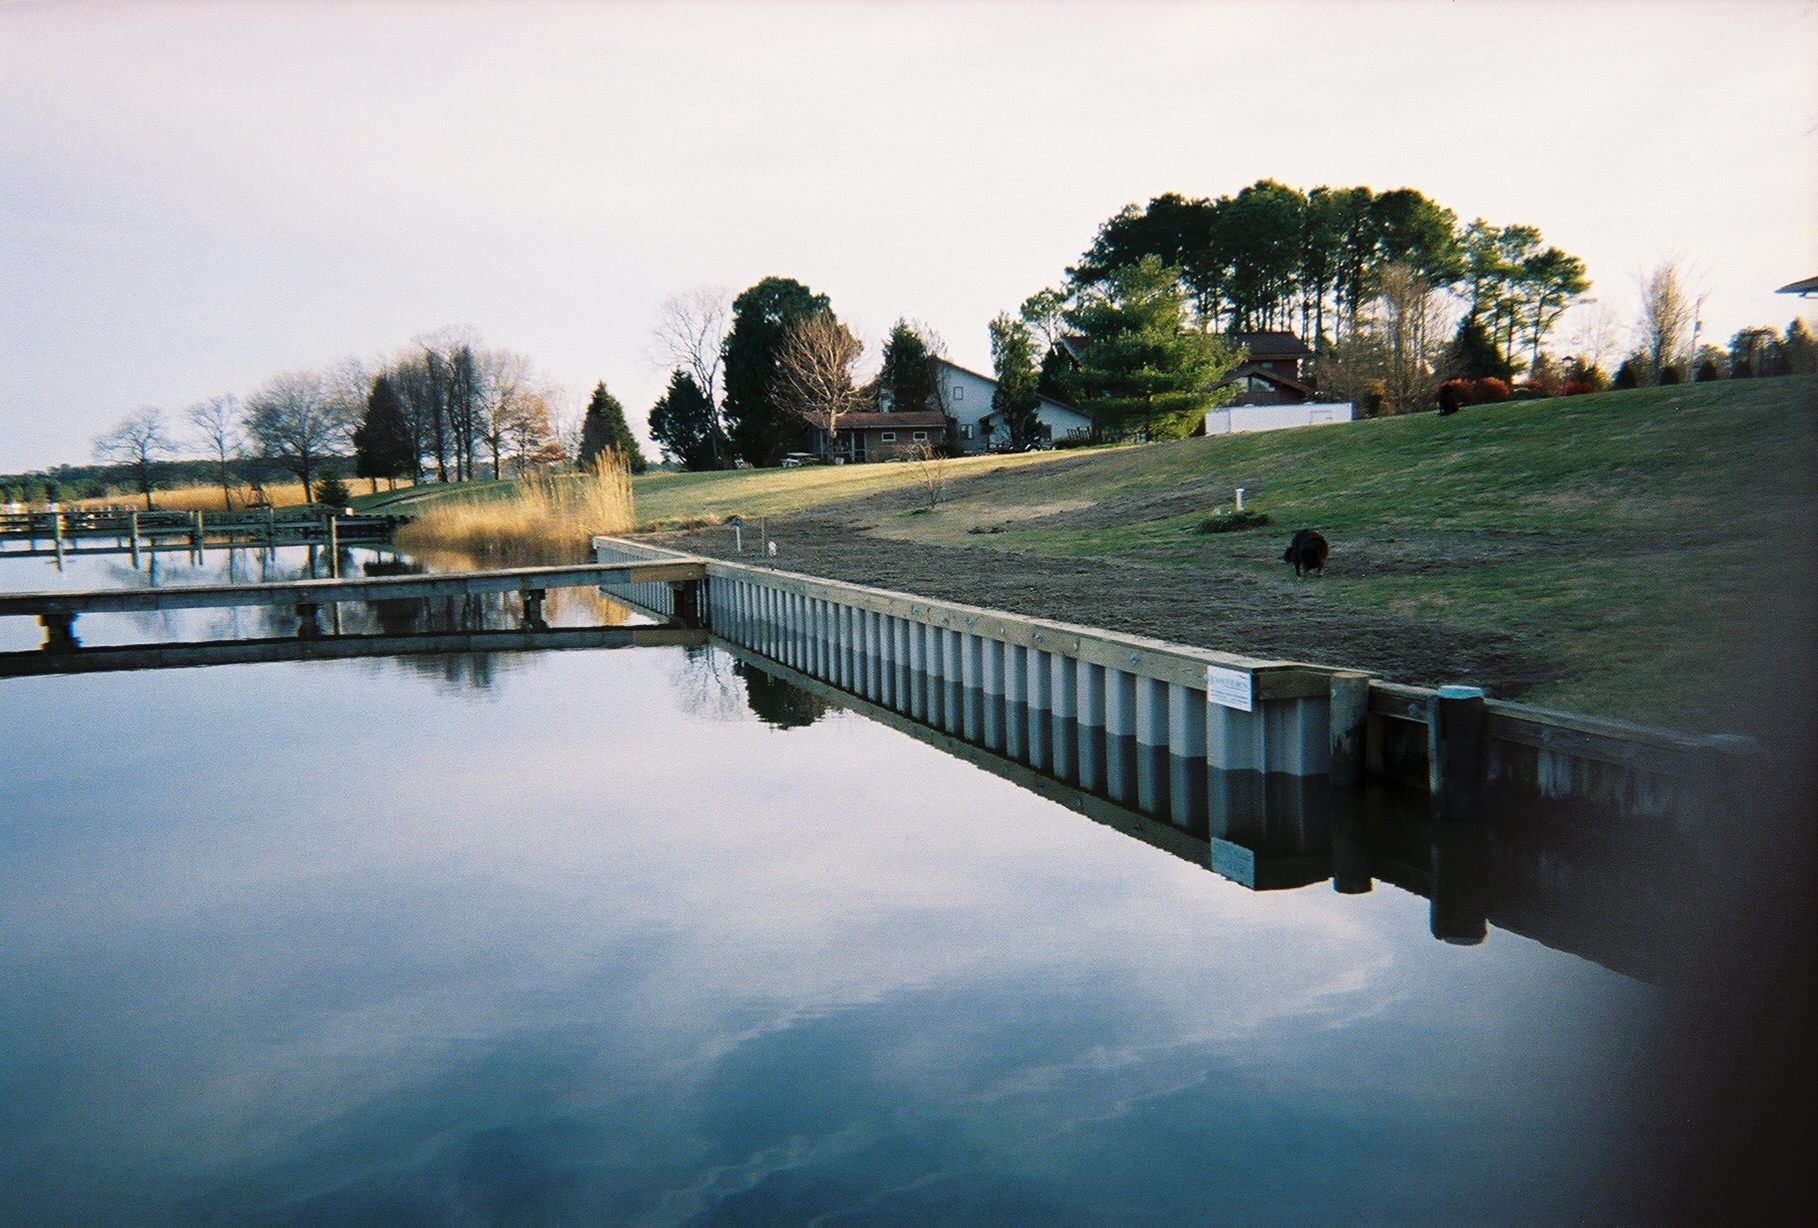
[382,379,1818,736]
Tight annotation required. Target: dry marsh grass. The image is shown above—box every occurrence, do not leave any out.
[69,482,316,512]
[394,452,636,567]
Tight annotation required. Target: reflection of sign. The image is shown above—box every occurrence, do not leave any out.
[1207,665,1253,712]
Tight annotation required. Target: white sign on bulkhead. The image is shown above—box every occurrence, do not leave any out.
[1206,665,1254,712]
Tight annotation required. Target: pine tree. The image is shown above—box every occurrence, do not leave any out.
[354,375,417,488]
[647,370,722,471]
[879,322,937,413]
[1056,256,1241,440]
[720,277,831,466]
[579,381,648,473]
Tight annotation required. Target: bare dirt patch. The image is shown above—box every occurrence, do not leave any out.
[651,517,1562,698]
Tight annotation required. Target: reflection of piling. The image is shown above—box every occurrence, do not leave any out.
[1430,818,1490,944]
[1429,685,1488,822]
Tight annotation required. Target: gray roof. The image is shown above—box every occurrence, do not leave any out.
[1777,274,1818,296]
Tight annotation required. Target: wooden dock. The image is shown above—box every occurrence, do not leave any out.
[0,508,409,561]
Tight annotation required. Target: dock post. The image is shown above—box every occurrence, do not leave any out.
[54,512,64,569]
[1328,672,1372,787]
[521,588,548,630]
[328,516,339,577]
[295,602,322,639]
[193,510,204,560]
[266,505,275,552]
[38,606,78,652]
[1429,684,1488,821]
[130,511,141,567]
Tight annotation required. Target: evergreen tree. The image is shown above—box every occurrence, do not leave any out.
[878,321,938,414]
[1446,316,1510,381]
[647,370,723,471]
[579,381,648,473]
[1613,360,1641,389]
[720,276,831,466]
[988,313,1043,447]
[1056,256,1241,440]
[354,375,417,487]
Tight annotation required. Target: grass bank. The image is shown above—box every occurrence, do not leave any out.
[384,379,1818,735]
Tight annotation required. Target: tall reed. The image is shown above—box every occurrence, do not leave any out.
[394,451,636,566]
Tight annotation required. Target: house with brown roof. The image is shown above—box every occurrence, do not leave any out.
[1224,331,1315,405]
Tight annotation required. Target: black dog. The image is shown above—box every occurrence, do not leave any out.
[1283,529,1329,576]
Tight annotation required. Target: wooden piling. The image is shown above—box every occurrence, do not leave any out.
[1429,684,1488,821]
[1328,672,1372,787]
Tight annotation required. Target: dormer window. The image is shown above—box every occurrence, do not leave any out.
[951,385,964,401]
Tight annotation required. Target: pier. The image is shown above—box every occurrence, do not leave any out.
[0,508,409,563]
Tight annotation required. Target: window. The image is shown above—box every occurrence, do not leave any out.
[960,423,973,439]
[951,385,964,401]
[911,430,928,441]
[880,431,896,442]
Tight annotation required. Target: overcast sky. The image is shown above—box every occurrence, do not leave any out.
[1,0,1813,473]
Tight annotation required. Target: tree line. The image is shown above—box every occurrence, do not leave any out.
[59,330,643,511]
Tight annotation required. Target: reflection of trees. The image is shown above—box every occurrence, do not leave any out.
[669,646,745,721]
[736,660,831,729]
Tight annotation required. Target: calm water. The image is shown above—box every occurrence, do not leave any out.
[0,547,1740,1224]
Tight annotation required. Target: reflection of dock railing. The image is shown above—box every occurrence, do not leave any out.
[0,559,708,672]
[594,535,1759,835]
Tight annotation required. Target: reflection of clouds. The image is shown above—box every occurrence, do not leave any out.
[0,648,1654,1224]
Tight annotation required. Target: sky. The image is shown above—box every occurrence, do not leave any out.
[1,0,1813,473]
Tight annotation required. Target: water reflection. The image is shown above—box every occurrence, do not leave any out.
[1,646,1669,1225]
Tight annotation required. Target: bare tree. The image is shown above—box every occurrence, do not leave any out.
[478,348,532,479]
[243,369,352,498]
[908,438,949,507]
[1376,262,1447,414]
[773,314,868,461]
[93,408,173,510]
[501,385,562,475]
[187,394,242,510]
[651,286,732,404]
[1564,299,1622,374]
[1638,260,1695,380]
[650,287,732,468]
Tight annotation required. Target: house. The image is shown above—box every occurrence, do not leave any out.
[930,358,1094,453]
[842,356,1093,460]
[806,409,948,464]
[1224,331,1316,405]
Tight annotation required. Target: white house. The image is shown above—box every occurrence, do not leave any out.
[930,358,1095,453]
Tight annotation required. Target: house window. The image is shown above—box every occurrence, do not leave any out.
[960,423,973,439]
[951,385,964,401]
[911,430,928,441]
[880,431,896,442]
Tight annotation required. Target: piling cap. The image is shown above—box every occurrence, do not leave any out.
[1437,685,1486,700]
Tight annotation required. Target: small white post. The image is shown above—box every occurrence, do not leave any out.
[1235,487,1246,511]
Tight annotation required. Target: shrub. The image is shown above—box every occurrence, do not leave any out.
[1696,359,1722,382]
[1362,380,1387,417]
[1613,360,1640,389]
[1508,387,1548,401]
[1562,381,1598,397]
[1471,377,1511,404]
[1197,507,1273,534]
[1659,364,1683,385]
